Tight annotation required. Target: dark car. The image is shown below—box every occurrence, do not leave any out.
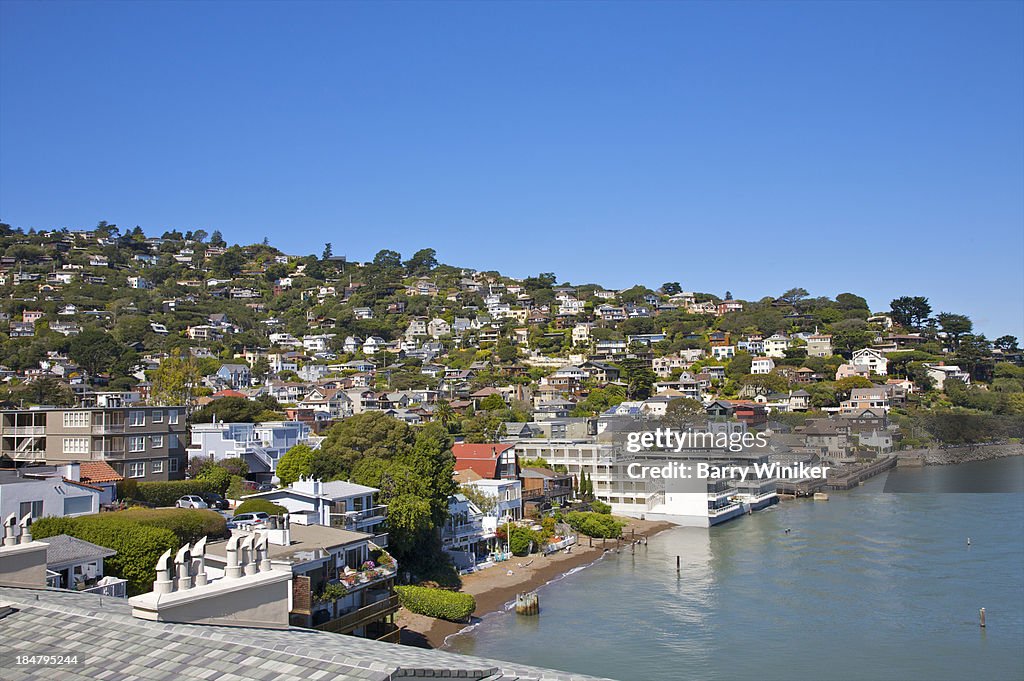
[200,493,230,510]
[256,483,274,492]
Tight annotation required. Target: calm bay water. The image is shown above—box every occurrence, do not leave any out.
[447,457,1024,681]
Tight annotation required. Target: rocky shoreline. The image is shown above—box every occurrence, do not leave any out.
[898,442,1024,466]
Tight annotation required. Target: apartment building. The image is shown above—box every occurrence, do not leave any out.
[0,406,186,482]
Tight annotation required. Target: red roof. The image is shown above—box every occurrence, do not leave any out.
[451,443,516,479]
[213,389,246,398]
[79,461,123,484]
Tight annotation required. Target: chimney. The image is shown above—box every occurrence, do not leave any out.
[62,462,81,482]
[130,532,290,628]
[0,514,49,588]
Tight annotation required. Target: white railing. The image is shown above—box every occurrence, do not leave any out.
[81,578,128,598]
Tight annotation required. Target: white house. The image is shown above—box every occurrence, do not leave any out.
[186,420,314,480]
[751,357,775,375]
[459,478,522,534]
[711,345,736,361]
[763,334,791,358]
[924,363,971,390]
[851,348,888,376]
[241,477,385,534]
[0,465,101,521]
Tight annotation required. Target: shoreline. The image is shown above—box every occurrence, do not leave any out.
[898,443,1024,466]
[397,517,675,649]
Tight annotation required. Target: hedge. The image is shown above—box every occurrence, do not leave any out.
[395,585,476,622]
[590,500,612,514]
[234,498,287,516]
[33,515,179,596]
[564,511,624,538]
[116,508,228,543]
[130,480,219,507]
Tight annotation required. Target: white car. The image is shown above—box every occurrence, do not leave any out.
[226,511,270,529]
[176,495,209,509]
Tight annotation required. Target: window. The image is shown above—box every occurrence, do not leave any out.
[169,457,179,473]
[63,496,92,516]
[151,435,164,449]
[63,437,90,454]
[19,500,43,519]
[152,460,164,474]
[168,410,179,425]
[128,410,145,427]
[127,462,145,478]
[169,434,179,449]
[128,436,146,453]
[152,410,164,423]
[63,411,89,428]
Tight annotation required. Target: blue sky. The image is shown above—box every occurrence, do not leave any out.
[1,1,1022,338]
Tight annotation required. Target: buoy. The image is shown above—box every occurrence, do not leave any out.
[967,538,971,546]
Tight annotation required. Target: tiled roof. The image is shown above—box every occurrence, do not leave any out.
[44,534,116,569]
[78,461,122,484]
[0,586,608,681]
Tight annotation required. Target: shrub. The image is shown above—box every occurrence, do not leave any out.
[509,525,540,556]
[226,474,247,500]
[234,498,287,516]
[590,500,612,514]
[395,585,476,622]
[195,463,231,495]
[116,508,228,543]
[564,511,624,538]
[33,514,179,596]
[133,480,218,507]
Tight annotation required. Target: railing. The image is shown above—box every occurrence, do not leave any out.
[646,491,665,511]
[4,426,46,436]
[81,578,128,598]
[313,594,400,635]
[92,424,125,434]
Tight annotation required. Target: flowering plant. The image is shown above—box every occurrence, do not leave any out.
[361,560,376,571]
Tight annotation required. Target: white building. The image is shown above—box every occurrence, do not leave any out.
[763,334,791,358]
[459,478,522,534]
[241,477,385,534]
[186,420,314,480]
[924,363,971,390]
[851,348,889,376]
[751,357,775,375]
[0,465,101,521]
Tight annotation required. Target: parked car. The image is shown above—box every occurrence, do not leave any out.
[226,511,270,529]
[176,495,208,509]
[200,493,230,510]
[255,483,274,492]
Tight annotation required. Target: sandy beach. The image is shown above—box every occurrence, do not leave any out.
[397,517,675,648]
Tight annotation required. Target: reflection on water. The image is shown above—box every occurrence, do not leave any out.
[446,458,1024,681]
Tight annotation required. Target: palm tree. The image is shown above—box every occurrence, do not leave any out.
[434,399,456,431]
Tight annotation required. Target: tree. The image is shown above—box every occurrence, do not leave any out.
[835,293,868,310]
[275,444,316,486]
[994,335,1020,352]
[196,461,231,495]
[936,312,973,350]
[620,358,656,399]
[778,288,809,305]
[149,350,201,409]
[434,399,457,431]
[661,397,704,430]
[479,393,506,411]
[661,282,682,295]
[322,242,333,260]
[372,249,402,269]
[404,248,438,275]
[210,230,226,247]
[68,328,124,378]
[890,296,932,329]
[251,356,270,380]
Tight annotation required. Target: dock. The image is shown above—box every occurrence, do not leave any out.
[824,456,898,490]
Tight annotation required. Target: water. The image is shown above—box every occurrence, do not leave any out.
[447,458,1024,681]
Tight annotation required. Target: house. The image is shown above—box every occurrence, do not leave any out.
[519,467,573,516]
[711,345,736,361]
[342,336,363,354]
[851,348,888,376]
[215,363,252,389]
[186,420,313,481]
[442,492,495,569]
[459,477,523,530]
[298,387,353,420]
[427,318,451,339]
[0,465,101,520]
[352,307,374,320]
[362,337,386,355]
[44,534,123,595]
[806,334,833,357]
[241,477,386,534]
[763,334,791,358]
[451,443,518,480]
[840,387,891,414]
[716,300,744,315]
[924,363,971,390]
[77,461,123,505]
[835,362,872,380]
[580,360,620,383]
[751,357,775,375]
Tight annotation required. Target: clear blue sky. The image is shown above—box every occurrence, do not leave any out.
[1,1,1022,338]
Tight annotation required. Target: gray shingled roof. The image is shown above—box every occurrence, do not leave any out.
[44,535,116,569]
[0,586,611,681]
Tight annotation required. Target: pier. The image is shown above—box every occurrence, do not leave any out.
[824,456,898,490]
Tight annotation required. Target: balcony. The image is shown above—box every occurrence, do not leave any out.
[313,593,400,635]
[5,426,46,436]
[92,423,125,434]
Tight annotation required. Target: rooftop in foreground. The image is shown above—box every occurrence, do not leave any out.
[0,585,611,681]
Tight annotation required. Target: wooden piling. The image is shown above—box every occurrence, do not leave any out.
[676,555,680,572]
[980,608,986,628]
